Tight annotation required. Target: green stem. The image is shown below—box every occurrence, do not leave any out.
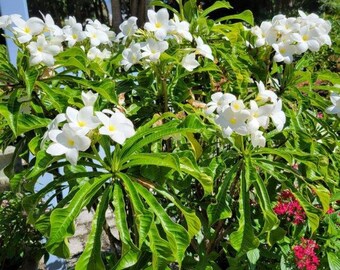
[178,0,185,20]
[161,76,168,112]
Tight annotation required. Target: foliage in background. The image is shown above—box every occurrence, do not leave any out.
[0,0,339,269]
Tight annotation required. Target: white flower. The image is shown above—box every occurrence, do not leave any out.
[86,18,115,43]
[181,53,199,72]
[82,91,98,107]
[121,43,142,71]
[87,47,111,60]
[269,99,286,131]
[27,35,61,66]
[96,110,135,144]
[255,81,278,103]
[205,92,236,115]
[169,14,192,42]
[141,38,168,62]
[326,92,340,117]
[66,106,100,133]
[144,8,170,41]
[63,16,86,47]
[195,37,214,61]
[12,16,44,43]
[230,100,246,112]
[272,42,296,64]
[41,113,66,148]
[46,124,91,165]
[41,13,63,37]
[247,100,271,132]
[215,107,250,136]
[85,24,110,47]
[251,130,266,148]
[116,16,138,43]
[0,14,21,29]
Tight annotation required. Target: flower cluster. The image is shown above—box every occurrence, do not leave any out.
[0,13,115,66]
[293,238,319,270]
[42,91,135,165]
[251,11,331,63]
[273,189,306,225]
[120,8,214,71]
[206,81,285,147]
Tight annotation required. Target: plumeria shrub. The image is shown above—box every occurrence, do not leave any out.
[0,1,339,269]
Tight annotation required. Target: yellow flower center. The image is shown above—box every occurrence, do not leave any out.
[230,117,237,125]
[232,103,240,111]
[302,34,309,41]
[24,26,30,34]
[68,139,75,147]
[155,22,162,28]
[78,121,86,127]
[108,124,116,132]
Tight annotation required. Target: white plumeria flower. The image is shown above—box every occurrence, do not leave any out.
[63,16,86,47]
[41,113,66,148]
[96,110,135,144]
[269,99,286,131]
[116,16,138,43]
[169,14,192,42]
[85,24,109,47]
[144,8,170,41]
[205,92,236,115]
[215,107,250,136]
[27,35,61,66]
[87,47,111,60]
[247,100,271,132]
[326,92,340,117]
[230,100,246,113]
[12,16,44,43]
[41,13,63,37]
[181,53,199,72]
[255,81,278,103]
[195,37,214,61]
[82,91,98,107]
[141,38,168,62]
[251,130,266,148]
[121,43,142,71]
[66,106,100,133]
[46,124,91,165]
[86,18,115,43]
[0,14,21,29]
[292,26,320,53]
[272,41,296,64]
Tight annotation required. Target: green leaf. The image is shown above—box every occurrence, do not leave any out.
[250,157,279,234]
[148,222,175,269]
[328,252,340,270]
[216,10,254,26]
[46,174,111,257]
[207,162,239,226]
[179,153,213,196]
[253,148,293,164]
[118,173,153,247]
[75,187,111,270]
[113,182,140,270]
[121,153,181,172]
[23,68,38,97]
[134,182,190,266]
[17,114,50,134]
[247,248,260,265]
[155,188,201,239]
[201,1,232,18]
[230,164,260,253]
[310,184,331,213]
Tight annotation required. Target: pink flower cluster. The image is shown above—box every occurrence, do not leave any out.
[293,238,319,270]
[273,189,306,225]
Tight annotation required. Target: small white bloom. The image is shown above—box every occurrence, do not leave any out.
[215,107,250,136]
[116,16,138,43]
[12,16,44,43]
[230,100,246,112]
[251,130,266,148]
[87,47,111,60]
[255,81,278,103]
[195,37,214,61]
[141,38,168,62]
[181,53,199,72]
[96,110,135,144]
[82,91,98,107]
[41,113,66,148]
[66,106,100,133]
[46,124,91,165]
[144,8,170,41]
[205,93,236,115]
[326,92,340,117]
[0,14,21,29]
[272,42,296,64]
[247,100,271,132]
[269,99,286,131]
[63,16,86,47]
[85,24,109,47]
[121,43,142,70]
[27,35,61,66]
[169,14,192,42]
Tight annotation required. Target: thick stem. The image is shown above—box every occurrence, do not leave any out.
[161,76,168,113]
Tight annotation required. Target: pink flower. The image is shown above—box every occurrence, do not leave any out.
[273,189,306,225]
[293,238,319,270]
